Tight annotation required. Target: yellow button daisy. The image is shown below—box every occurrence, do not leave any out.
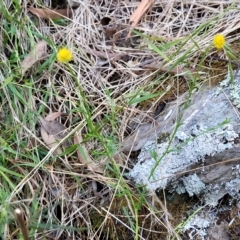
[57,47,73,63]
[213,34,225,50]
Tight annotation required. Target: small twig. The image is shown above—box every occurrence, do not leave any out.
[207,56,240,66]
[15,208,29,240]
[139,60,197,79]
[127,0,154,39]
[83,48,124,61]
[134,58,157,67]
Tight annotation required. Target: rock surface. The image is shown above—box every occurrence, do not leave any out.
[128,72,240,206]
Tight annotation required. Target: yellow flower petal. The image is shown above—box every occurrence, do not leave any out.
[213,34,225,50]
[57,47,73,63]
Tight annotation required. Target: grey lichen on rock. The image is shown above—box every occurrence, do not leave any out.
[183,213,210,238]
[129,124,237,196]
[182,174,205,197]
[129,71,240,205]
[218,72,240,108]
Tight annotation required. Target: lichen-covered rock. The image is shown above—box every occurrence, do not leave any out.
[129,72,240,205]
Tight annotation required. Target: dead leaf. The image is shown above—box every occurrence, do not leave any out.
[28,7,72,20]
[127,0,154,39]
[45,112,62,121]
[40,112,71,153]
[40,118,69,141]
[21,40,47,76]
[74,130,105,173]
[41,126,63,155]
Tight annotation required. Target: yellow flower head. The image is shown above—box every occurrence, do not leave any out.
[213,34,225,50]
[57,47,73,63]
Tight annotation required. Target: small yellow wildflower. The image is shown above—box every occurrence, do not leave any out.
[213,34,225,50]
[57,47,73,63]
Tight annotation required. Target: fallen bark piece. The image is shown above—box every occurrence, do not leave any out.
[129,71,240,206]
